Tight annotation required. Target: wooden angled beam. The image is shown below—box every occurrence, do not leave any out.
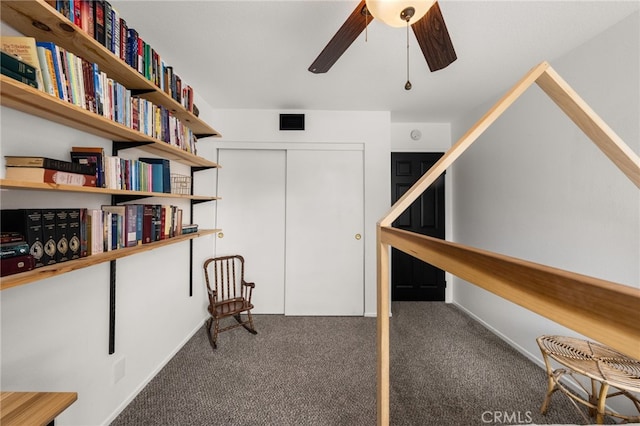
[536,67,640,188]
[379,61,551,227]
[381,226,640,360]
[376,61,640,426]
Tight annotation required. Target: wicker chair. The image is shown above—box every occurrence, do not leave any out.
[203,255,257,349]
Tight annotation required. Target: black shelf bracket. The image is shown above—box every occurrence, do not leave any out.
[112,141,154,154]
[130,88,156,96]
[109,259,117,355]
[112,194,152,204]
[195,132,219,139]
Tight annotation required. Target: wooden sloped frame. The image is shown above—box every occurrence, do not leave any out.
[376,61,640,426]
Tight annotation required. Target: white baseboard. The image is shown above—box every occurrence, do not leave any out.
[102,316,208,425]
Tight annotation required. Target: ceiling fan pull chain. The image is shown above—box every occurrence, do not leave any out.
[365,6,369,42]
[405,20,412,90]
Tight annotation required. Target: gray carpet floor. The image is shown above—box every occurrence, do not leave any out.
[111,302,610,425]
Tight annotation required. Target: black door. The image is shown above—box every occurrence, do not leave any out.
[391,152,446,301]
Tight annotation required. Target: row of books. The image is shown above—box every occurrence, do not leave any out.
[4,151,175,194]
[53,0,195,112]
[0,36,198,153]
[1,207,197,277]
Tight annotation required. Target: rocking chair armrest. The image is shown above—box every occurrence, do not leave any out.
[242,281,255,289]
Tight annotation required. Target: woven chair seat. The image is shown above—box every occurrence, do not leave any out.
[537,335,640,424]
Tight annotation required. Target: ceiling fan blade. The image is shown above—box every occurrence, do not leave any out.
[308,0,373,74]
[412,1,457,72]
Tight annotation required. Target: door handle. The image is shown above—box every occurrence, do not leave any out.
[217,232,224,238]
[355,233,361,240]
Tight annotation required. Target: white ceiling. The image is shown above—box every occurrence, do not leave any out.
[110,0,639,123]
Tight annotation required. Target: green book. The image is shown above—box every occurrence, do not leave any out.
[1,66,38,88]
[0,50,37,80]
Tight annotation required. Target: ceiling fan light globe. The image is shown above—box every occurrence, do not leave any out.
[365,0,435,27]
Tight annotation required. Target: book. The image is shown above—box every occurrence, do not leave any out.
[70,151,104,187]
[5,167,97,187]
[104,1,112,53]
[1,50,38,80]
[181,224,198,235]
[36,42,65,100]
[94,0,106,46]
[0,241,30,259]
[1,66,38,88]
[139,158,170,193]
[36,46,58,97]
[142,204,154,243]
[0,254,35,277]
[54,209,70,263]
[41,209,57,266]
[87,209,103,255]
[71,146,106,187]
[78,208,88,258]
[67,209,81,260]
[1,209,45,268]
[125,204,138,247]
[1,232,24,244]
[101,205,126,249]
[5,156,96,175]
[0,36,44,90]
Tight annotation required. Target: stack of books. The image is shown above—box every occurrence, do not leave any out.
[1,48,39,89]
[4,156,97,187]
[0,230,35,277]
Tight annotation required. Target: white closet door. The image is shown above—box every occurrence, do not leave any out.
[285,149,364,316]
[215,149,286,314]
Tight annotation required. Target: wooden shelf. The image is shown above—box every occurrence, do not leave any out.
[0,229,219,291]
[0,391,77,426]
[0,179,220,201]
[0,0,220,138]
[0,76,219,168]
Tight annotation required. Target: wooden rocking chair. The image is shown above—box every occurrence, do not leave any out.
[203,255,257,349]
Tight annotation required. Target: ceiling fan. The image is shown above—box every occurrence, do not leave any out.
[308,0,457,84]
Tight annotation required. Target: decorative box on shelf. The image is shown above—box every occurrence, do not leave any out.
[170,173,191,195]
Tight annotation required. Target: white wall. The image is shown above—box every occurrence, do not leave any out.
[450,9,638,375]
[0,17,217,426]
[200,109,391,316]
[0,107,217,426]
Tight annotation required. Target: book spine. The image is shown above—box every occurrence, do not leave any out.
[6,168,98,187]
[94,0,105,46]
[68,208,81,260]
[104,1,112,51]
[1,67,38,88]
[0,242,30,259]
[6,157,96,175]
[54,209,70,263]
[79,207,88,257]
[41,209,57,266]
[0,255,35,277]
[0,50,38,80]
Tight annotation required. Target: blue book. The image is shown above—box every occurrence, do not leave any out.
[150,164,163,193]
[139,158,170,193]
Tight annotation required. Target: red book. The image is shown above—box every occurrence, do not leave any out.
[5,167,97,187]
[1,254,35,277]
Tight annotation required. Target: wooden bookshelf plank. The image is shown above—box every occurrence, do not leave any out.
[0,76,219,168]
[0,179,219,200]
[0,391,77,426]
[0,0,220,137]
[0,229,219,291]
